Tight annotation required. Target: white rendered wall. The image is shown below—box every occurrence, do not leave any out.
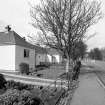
[15,45,35,71]
[0,45,15,71]
[36,54,47,65]
[54,55,62,63]
[47,54,52,63]
[47,54,62,63]
[53,55,60,63]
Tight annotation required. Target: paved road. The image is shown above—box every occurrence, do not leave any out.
[71,73,105,105]
[70,61,105,105]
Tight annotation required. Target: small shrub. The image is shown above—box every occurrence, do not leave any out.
[6,80,34,90]
[35,63,50,71]
[37,74,43,77]
[0,89,20,105]
[0,89,43,105]
[0,73,7,89]
[36,62,50,68]
[19,63,29,75]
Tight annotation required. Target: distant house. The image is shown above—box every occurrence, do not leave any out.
[0,30,35,72]
[46,48,63,64]
[35,47,63,65]
[35,46,47,65]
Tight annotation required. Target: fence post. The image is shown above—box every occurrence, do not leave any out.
[54,80,56,88]
[61,79,62,89]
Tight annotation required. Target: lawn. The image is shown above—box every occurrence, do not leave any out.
[0,64,66,80]
[37,64,66,79]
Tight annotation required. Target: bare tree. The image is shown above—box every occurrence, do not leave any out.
[30,0,102,86]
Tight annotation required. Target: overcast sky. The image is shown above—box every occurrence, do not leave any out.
[0,0,105,51]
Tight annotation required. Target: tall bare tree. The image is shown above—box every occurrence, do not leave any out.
[30,0,102,83]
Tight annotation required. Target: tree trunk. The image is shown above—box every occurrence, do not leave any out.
[66,59,70,73]
[66,57,73,72]
[65,57,73,90]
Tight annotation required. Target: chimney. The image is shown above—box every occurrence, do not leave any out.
[23,37,26,40]
[5,25,11,32]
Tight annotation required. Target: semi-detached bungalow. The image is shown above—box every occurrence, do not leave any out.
[35,46,48,66]
[35,47,63,65]
[0,29,63,72]
[0,30,35,72]
[46,48,63,64]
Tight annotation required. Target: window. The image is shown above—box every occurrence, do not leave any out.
[24,49,29,58]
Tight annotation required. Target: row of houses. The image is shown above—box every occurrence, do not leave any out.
[0,29,63,72]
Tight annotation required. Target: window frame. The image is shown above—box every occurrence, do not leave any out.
[24,49,30,58]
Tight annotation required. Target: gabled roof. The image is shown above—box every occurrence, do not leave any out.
[34,45,47,54]
[0,31,34,49]
[46,48,62,55]
[0,30,60,54]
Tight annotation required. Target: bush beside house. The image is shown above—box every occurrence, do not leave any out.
[19,63,29,75]
[5,80,34,90]
[0,74,7,89]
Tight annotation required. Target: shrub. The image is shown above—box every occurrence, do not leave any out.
[35,63,50,71]
[36,62,50,68]
[19,63,29,75]
[0,89,43,105]
[0,73,7,89]
[6,80,34,90]
[37,74,43,77]
[0,89,20,105]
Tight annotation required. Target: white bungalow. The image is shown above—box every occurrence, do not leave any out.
[46,48,63,64]
[0,30,35,72]
[35,47,63,65]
